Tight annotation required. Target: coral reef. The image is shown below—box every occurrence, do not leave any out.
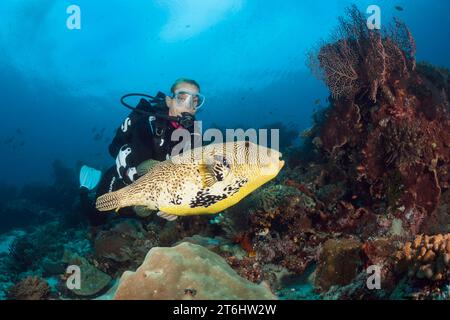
[62,254,112,298]
[423,189,450,234]
[303,5,449,239]
[7,236,38,275]
[157,215,217,247]
[93,219,159,276]
[216,182,327,279]
[221,184,305,237]
[7,222,65,276]
[317,234,450,300]
[225,255,263,284]
[7,276,51,300]
[113,242,276,300]
[314,238,363,291]
[209,5,450,299]
[395,234,450,281]
[174,234,229,253]
[0,219,94,298]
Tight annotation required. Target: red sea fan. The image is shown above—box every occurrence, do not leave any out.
[318,40,358,97]
[308,5,416,102]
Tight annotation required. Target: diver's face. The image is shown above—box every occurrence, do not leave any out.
[166,83,200,117]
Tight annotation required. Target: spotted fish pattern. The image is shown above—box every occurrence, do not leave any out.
[95,141,284,218]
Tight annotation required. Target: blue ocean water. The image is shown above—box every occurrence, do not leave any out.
[0,0,448,186]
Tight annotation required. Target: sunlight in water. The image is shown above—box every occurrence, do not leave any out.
[157,0,243,41]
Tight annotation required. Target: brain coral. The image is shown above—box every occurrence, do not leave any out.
[114,242,276,300]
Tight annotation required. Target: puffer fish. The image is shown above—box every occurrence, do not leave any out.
[95,141,284,221]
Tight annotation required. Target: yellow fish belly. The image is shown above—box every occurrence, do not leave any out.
[159,175,275,216]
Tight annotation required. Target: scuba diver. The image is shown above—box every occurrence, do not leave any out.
[79,78,205,226]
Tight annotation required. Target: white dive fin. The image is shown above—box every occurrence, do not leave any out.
[79,165,102,190]
[157,211,178,221]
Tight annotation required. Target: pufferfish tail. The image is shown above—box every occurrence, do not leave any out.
[95,189,125,212]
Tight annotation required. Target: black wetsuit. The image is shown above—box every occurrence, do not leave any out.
[81,92,201,225]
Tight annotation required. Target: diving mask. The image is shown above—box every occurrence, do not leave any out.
[173,89,205,110]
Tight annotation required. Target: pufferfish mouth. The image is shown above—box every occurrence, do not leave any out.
[259,150,284,170]
[263,153,284,172]
[278,151,285,169]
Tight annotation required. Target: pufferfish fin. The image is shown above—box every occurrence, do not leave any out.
[212,154,231,178]
[157,211,178,221]
[198,155,231,188]
[136,159,161,177]
[198,163,218,188]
